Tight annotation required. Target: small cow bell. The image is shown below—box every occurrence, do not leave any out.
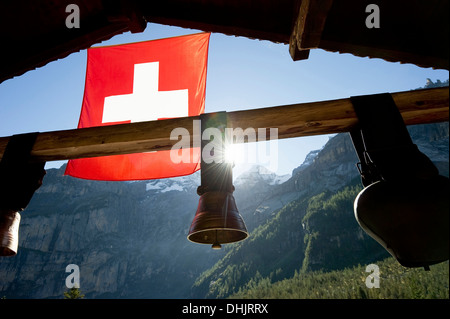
[0,210,21,257]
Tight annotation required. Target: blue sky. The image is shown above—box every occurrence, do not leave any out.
[0,23,448,178]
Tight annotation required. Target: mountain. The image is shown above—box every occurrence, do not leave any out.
[291,148,321,176]
[190,122,449,299]
[234,165,290,187]
[0,122,448,299]
[0,161,291,298]
[230,256,449,299]
[144,172,200,193]
[0,167,223,298]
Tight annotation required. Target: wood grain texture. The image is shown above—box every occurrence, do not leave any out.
[289,0,334,60]
[0,87,448,163]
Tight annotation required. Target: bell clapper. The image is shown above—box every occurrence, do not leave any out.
[212,229,222,249]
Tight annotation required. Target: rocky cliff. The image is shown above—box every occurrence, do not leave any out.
[1,169,220,298]
[189,122,449,298]
[0,121,448,299]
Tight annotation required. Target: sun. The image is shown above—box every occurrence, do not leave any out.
[224,142,240,164]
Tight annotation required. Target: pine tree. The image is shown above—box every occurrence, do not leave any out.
[63,287,85,299]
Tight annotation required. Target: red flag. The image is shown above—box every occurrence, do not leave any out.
[65,33,210,181]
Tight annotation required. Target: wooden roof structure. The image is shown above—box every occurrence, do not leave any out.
[0,0,448,163]
[1,0,448,84]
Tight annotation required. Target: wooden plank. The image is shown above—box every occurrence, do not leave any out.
[317,0,450,70]
[0,87,448,163]
[320,39,450,71]
[289,0,334,61]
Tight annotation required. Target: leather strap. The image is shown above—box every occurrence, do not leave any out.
[0,133,46,212]
[349,93,438,187]
[198,112,234,194]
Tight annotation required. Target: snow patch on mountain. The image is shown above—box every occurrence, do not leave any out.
[234,165,290,187]
[292,149,321,176]
[145,164,291,192]
[145,171,200,193]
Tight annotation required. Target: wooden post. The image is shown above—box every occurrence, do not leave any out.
[289,0,334,61]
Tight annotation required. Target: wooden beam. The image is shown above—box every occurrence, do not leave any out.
[289,0,334,61]
[0,87,448,163]
[320,39,450,71]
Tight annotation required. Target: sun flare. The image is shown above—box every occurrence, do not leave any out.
[224,142,240,164]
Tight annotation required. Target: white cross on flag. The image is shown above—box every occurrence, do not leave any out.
[65,33,210,180]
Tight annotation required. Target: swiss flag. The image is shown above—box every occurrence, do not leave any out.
[65,32,210,181]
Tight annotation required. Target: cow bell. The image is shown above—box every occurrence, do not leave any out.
[354,176,449,268]
[188,191,248,249]
[0,209,21,256]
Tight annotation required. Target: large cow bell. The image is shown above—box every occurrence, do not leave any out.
[354,176,449,268]
[350,93,449,269]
